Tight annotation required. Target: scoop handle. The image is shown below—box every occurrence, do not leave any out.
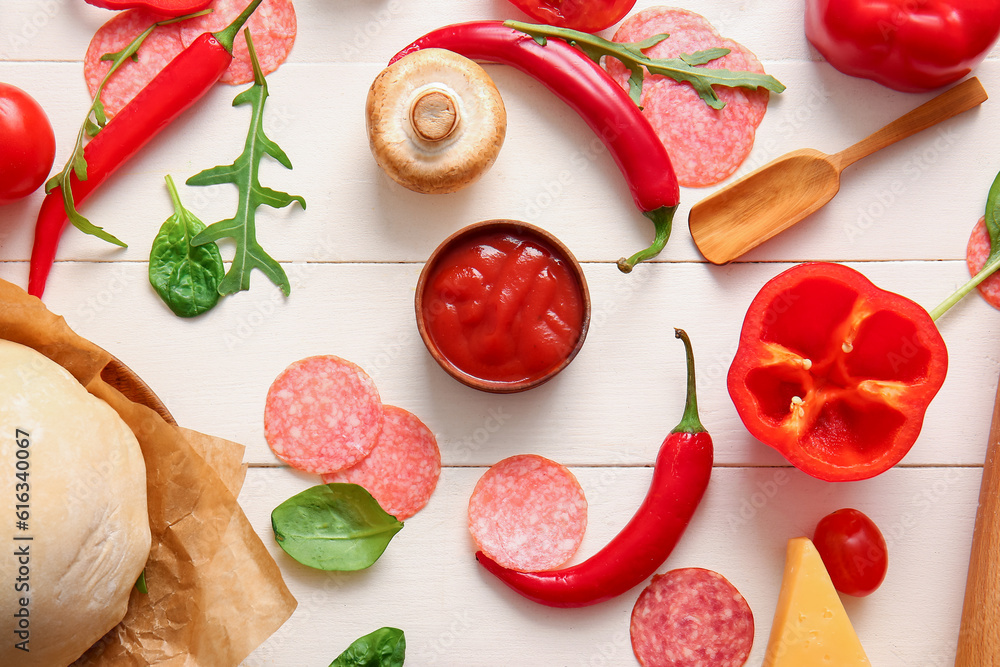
[956,368,1000,665]
[834,77,987,169]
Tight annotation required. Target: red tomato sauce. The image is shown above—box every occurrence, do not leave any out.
[420,227,587,386]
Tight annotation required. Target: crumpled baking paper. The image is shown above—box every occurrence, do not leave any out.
[0,279,296,666]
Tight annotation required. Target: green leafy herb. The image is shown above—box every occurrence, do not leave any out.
[134,569,148,594]
[505,20,786,110]
[271,484,403,571]
[329,627,406,667]
[188,29,305,296]
[930,167,1000,320]
[149,175,225,317]
[44,9,210,246]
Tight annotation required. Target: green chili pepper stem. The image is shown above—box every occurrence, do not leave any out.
[671,328,706,435]
[214,0,265,54]
[617,205,677,273]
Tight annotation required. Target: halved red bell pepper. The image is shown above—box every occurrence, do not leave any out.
[728,263,948,482]
[805,0,1000,93]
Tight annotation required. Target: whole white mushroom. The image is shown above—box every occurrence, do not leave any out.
[366,48,507,194]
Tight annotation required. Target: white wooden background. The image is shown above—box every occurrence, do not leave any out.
[2,1,1000,664]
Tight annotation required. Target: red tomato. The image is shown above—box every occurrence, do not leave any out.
[813,508,888,597]
[0,83,56,205]
[506,0,637,33]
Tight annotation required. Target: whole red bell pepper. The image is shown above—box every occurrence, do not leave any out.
[85,0,212,16]
[727,263,948,482]
[503,0,637,33]
[805,0,1000,92]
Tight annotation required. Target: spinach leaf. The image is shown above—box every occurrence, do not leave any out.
[329,627,405,667]
[271,484,403,571]
[188,29,305,296]
[149,175,224,317]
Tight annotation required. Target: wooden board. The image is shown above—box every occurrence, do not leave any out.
[1,1,998,665]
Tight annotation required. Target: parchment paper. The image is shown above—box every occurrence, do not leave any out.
[0,279,296,666]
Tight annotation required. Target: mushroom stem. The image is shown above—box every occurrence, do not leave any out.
[410,90,459,142]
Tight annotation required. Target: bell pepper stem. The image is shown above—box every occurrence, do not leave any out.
[617,205,677,273]
[929,252,1000,321]
[214,0,264,54]
[671,328,706,434]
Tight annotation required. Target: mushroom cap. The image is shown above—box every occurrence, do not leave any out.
[366,48,507,194]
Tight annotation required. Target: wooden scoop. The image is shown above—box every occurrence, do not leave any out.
[689,77,988,265]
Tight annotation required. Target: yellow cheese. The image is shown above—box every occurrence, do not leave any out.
[763,537,871,666]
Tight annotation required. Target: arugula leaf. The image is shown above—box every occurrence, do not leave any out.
[45,9,210,246]
[329,627,406,667]
[188,29,305,296]
[505,20,786,110]
[271,484,403,571]
[149,175,225,317]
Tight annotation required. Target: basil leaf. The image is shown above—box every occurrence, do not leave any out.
[329,627,406,667]
[271,483,403,571]
[149,175,224,318]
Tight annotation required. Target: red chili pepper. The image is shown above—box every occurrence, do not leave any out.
[805,0,1000,93]
[84,0,213,17]
[727,262,948,482]
[476,329,712,607]
[504,0,637,33]
[392,21,680,273]
[27,0,263,299]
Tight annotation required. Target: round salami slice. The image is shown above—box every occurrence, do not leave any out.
[468,454,587,572]
[630,568,754,667]
[84,9,187,119]
[83,0,297,120]
[178,0,297,85]
[966,216,1000,310]
[321,405,441,520]
[264,355,383,474]
[606,7,770,188]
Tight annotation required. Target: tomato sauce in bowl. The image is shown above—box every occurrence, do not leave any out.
[416,220,591,393]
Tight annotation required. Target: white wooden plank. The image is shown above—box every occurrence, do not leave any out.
[238,465,981,666]
[1,59,998,265]
[1,259,992,469]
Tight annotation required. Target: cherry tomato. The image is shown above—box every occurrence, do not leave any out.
[505,0,638,33]
[813,508,888,597]
[0,83,56,205]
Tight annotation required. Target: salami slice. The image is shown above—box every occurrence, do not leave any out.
[84,9,187,119]
[264,355,383,474]
[630,568,754,667]
[468,454,587,572]
[966,216,1000,310]
[178,0,297,85]
[83,0,297,119]
[606,7,770,188]
[321,405,442,520]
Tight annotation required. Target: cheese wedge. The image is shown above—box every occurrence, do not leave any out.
[763,537,871,666]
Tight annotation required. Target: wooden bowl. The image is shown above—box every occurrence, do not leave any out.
[415,220,591,393]
[101,355,175,424]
